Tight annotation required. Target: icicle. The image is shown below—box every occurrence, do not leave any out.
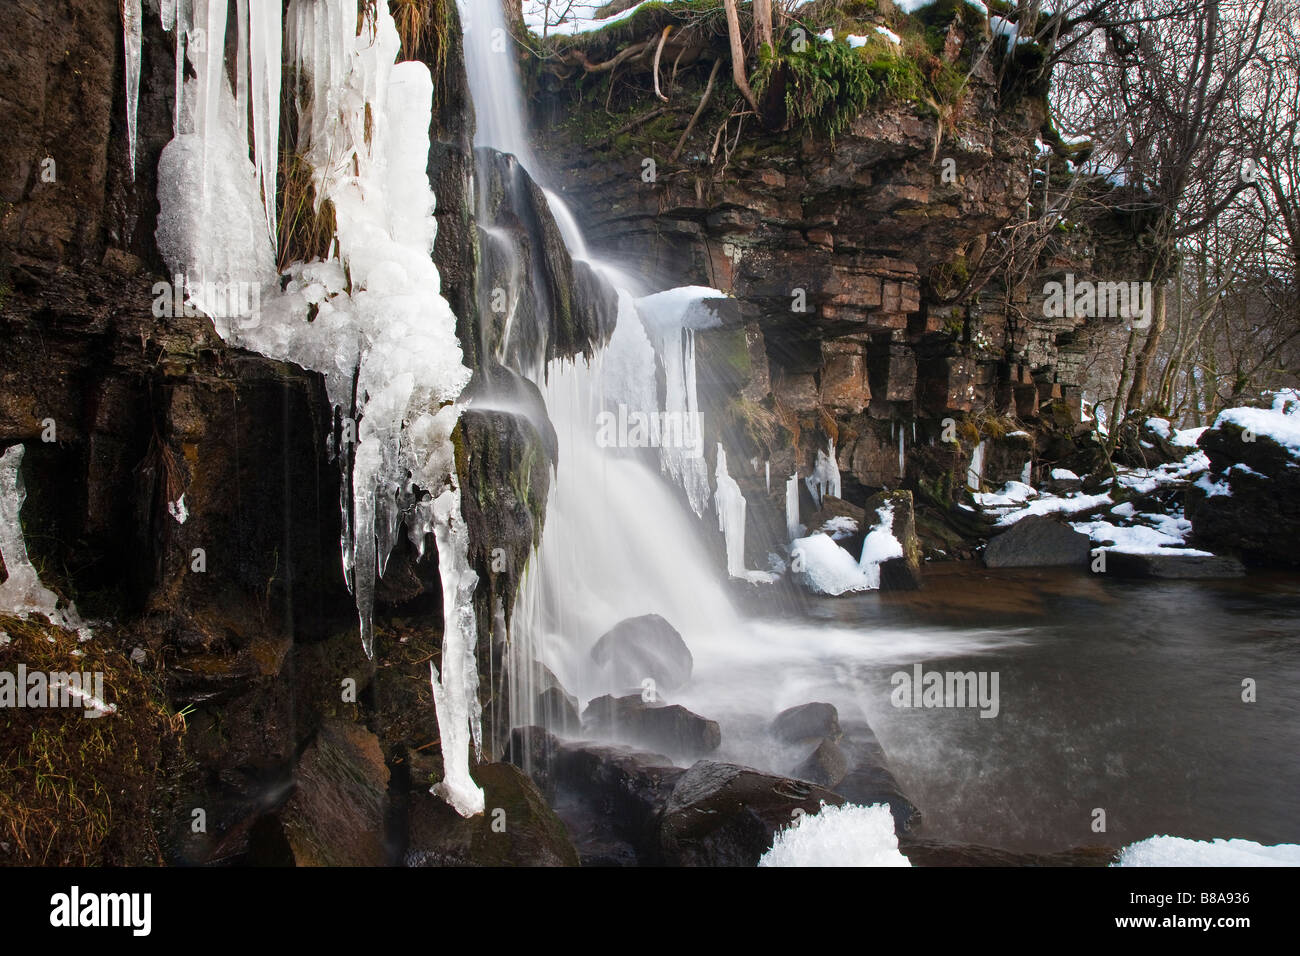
[248,1,281,241]
[235,0,250,153]
[122,0,142,179]
[161,0,176,31]
[967,441,986,491]
[199,0,230,198]
[429,485,486,817]
[805,440,841,508]
[786,473,801,543]
[765,460,771,494]
[715,444,748,579]
[898,429,905,479]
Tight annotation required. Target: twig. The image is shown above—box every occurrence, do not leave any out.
[671,59,723,162]
[653,26,673,102]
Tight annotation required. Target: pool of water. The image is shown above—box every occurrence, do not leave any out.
[674,565,1300,854]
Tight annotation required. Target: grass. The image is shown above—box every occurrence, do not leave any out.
[0,615,184,865]
[277,149,337,272]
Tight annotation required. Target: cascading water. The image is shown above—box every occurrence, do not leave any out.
[456,2,938,760]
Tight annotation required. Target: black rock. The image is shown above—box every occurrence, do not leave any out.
[772,701,841,743]
[537,685,581,735]
[983,514,1092,568]
[1103,550,1246,579]
[792,737,849,788]
[583,694,721,758]
[589,614,693,692]
[657,761,845,866]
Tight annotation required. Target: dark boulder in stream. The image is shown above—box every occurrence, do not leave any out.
[583,693,721,758]
[657,761,845,867]
[589,614,694,691]
[772,702,842,743]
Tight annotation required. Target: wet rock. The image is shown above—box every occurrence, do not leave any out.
[836,723,922,833]
[583,693,721,759]
[589,614,693,692]
[983,515,1091,568]
[279,720,390,867]
[772,701,841,743]
[1103,550,1245,579]
[792,738,849,788]
[508,726,683,864]
[405,762,579,867]
[657,761,845,866]
[538,685,581,735]
[898,837,1117,866]
[864,490,924,590]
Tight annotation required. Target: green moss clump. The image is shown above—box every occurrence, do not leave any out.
[754,36,878,139]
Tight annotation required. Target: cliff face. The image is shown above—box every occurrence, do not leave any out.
[527,10,1103,540]
[0,1,603,864]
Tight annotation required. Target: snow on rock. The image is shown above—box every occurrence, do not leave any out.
[1116,835,1300,867]
[818,515,859,540]
[792,533,875,596]
[995,492,1112,527]
[1050,468,1079,481]
[759,803,911,867]
[1069,519,1210,557]
[1214,403,1300,460]
[874,26,902,45]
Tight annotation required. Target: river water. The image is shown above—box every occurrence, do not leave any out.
[682,566,1300,853]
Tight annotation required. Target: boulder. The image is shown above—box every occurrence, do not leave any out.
[863,490,924,589]
[807,496,867,556]
[836,723,922,833]
[589,614,693,692]
[405,762,579,867]
[583,694,721,758]
[1188,414,1300,566]
[898,838,1116,866]
[772,701,841,743]
[983,515,1091,568]
[279,720,390,867]
[537,685,582,734]
[657,761,845,866]
[792,738,849,788]
[1103,550,1245,579]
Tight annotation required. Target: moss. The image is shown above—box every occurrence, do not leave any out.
[0,615,185,865]
[754,34,878,139]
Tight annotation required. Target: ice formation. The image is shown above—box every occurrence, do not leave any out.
[0,446,87,634]
[122,0,142,177]
[805,441,841,508]
[714,445,777,584]
[759,803,911,867]
[150,0,482,816]
[859,502,904,587]
[785,473,802,543]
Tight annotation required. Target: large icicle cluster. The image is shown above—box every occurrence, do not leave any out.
[150,0,483,816]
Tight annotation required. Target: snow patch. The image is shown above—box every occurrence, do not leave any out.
[1116,835,1300,867]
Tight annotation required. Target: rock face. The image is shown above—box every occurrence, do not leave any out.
[589,614,694,692]
[865,490,924,589]
[405,762,579,867]
[1188,418,1300,566]
[984,515,1092,568]
[657,761,845,867]
[279,720,390,867]
[583,693,721,759]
